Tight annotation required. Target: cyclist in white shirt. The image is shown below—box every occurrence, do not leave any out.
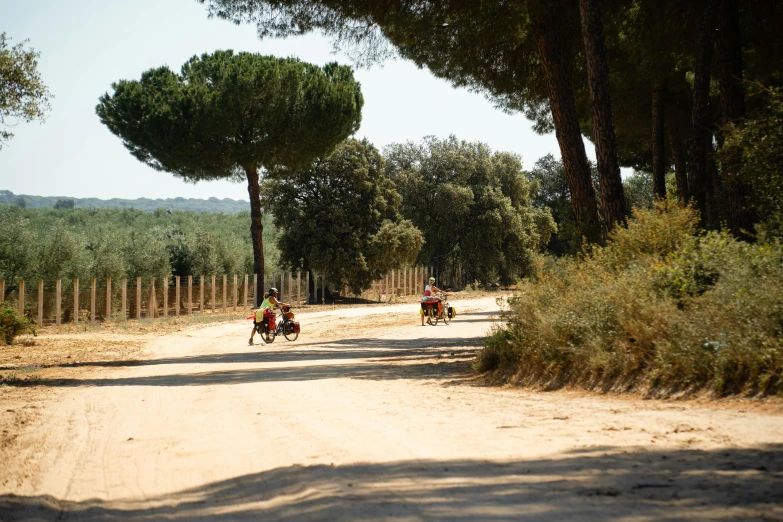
[421,276,444,325]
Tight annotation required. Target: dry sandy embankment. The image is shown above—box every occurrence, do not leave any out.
[0,295,781,521]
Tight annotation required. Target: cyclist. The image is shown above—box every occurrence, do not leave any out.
[421,276,445,326]
[249,287,290,345]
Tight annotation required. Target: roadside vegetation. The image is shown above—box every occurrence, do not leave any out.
[0,301,35,345]
[477,203,783,396]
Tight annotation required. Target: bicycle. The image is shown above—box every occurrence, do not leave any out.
[423,294,451,326]
[256,305,300,343]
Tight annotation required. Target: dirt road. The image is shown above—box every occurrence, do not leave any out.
[1,296,782,520]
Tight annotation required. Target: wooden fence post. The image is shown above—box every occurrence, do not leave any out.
[305,271,310,304]
[188,275,193,315]
[74,279,79,324]
[280,272,285,303]
[233,274,238,312]
[322,274,325,305]
[106,278,112,321]
[297,271,301,305]
[175,276,180,317]
[37,280,44,326]
[222,275,227,312]
[200,275,204,312]
[56,279,61,327]
[211,274,216,313]
[149,277,156,318]
[136,277,141,321]
[243,274,248,309]
[163,275,168,318]
[105,277,112,321]
[18,280,24,317]
[253,273,258,307]
[121,279,126,321]
[90,278,96,323]
[289,272,293,303]
[0,280,4,302]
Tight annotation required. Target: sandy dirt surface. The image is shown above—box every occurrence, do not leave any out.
[0,296,782,521]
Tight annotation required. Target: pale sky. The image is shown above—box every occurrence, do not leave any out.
[0,0,597,202]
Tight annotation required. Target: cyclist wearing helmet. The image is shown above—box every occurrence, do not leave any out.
[249,287,290,345]
[421,276,445,326]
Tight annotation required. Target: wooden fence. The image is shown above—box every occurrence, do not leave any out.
[0,266,435,326]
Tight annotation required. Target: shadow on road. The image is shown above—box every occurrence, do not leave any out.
[2,446,780,520]
[16,358,475,388]
[9,334,487,388]
[36,335,486,370]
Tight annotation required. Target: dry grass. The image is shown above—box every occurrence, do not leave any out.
[476,203,783,397]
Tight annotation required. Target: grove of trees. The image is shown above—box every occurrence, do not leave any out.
[385,136,555,286]
[0,206,277,287]
[0,190,250,214]
[202,0,783,244]
[262,139,423,293]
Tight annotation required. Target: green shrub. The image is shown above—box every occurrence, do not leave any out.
[478,203,783,396]
[0,301,35,345]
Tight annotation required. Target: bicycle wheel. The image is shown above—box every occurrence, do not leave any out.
[428,306,439,325]
[257,323,275,344]
[283,320,299,341]
[441,303,451,324]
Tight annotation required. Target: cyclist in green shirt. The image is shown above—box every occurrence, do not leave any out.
[249,287,290,345]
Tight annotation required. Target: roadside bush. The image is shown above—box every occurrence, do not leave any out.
[0,301,35,345]
[476,202,783,396]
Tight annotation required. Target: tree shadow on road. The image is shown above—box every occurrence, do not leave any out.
[2,446,780,521]
[27,334,484,372]
[8,333,487,389]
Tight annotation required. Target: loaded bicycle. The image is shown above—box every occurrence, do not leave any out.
[254,305,300,343]
[422,293,454,326]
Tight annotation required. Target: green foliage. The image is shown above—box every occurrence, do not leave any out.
[720,85,783,240]
[97,51,363,179]
[528,155,658,256]
[0,33,52,149]
[0,301,35,345]
[0,206,279,283]
[385,136,555,286]
[527,154,580,255]
[0,191,250,213]
[53,199,74,210]
[477,202,783,396]
[263,139,423,292]
[622,171,654,211]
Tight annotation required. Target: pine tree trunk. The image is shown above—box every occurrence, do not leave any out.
[651,79,667,199]
[666,122,689,202]
[716,0,755,239]
[244,165,266,278]
[688,0,719,226]
[531,0,604,245]
[578,0,627,230]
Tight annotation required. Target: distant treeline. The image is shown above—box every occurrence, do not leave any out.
[0,206,280,286]
[0,190,249,214]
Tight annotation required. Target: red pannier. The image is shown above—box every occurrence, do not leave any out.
[263,307,276,331]
[291,321,301,334]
